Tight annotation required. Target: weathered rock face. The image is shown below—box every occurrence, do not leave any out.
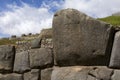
[13,51,30,73]
[53,8,114,66]
[41,68,53,80]
[0,73,23,80]
[24,69,40,80]
[109,31,120,68]
[29,48,53,68]
[0,45,15,73]
[51,66,113,80]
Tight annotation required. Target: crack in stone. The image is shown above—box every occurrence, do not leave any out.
[110,70,114,80]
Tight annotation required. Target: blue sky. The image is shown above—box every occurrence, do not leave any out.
[0,0,120,38]
[0,0,62,12]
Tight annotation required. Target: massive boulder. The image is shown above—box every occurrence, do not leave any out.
[0,45,15,73]
[13,51,30,73]
[109,31,120,68]
[52,8,114,66]
[51,66,113,80]
[29,48,53,68]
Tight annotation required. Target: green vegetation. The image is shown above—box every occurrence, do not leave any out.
[0,38,16,45]
[98,16,120,26]
[0,33,39,45]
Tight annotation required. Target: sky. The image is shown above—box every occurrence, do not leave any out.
[0,0,120,38]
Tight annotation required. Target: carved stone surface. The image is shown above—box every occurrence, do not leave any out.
[53,8,114,66]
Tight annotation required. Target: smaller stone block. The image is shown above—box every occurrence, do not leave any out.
[0,73,23,80]
[24,69,40,80]
[41,68,53,80]
[31,38,41,49]
[0,45,15,73]
[29,48,53,68]
[14,51,30,73]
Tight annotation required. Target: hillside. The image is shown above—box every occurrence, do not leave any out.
[0,33,39,45]
[0,38,17,45]
[98,16,120,26]
[112,12,120,16]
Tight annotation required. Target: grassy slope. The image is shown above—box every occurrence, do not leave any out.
[98,16,120,26]
[0,36,37,45]
[0,38,16,45]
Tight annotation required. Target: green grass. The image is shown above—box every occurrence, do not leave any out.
[98,16,120,26]
[0,38,17,45]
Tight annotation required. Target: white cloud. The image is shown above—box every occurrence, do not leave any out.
[0,3,53,36]
[0,0,120,37]
[62,0,120,18]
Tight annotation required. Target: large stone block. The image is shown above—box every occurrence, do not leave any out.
[51,66,113,80]
[13,51,30,73]
[0,45,15,73]
[29,48,53,68]
[24,69,40,80]
[53,8,114,66]
[41,68,53,80]
[0,73,23,80]
[109,31,120,68]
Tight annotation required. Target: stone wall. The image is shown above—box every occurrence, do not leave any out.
[0,8,120,80]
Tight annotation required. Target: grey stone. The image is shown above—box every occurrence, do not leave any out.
[24,69,40,80]
[31,38,41,49]
[0,73,23,80]
[14,51,30,73]
[53,8,114,66]
[51,66,113,80]
[29,48,53,68]
[109,31,120,68]
[111,70,120,80]
[0,45,15,73]
[89,67,113,80]
[41,68,53,80]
